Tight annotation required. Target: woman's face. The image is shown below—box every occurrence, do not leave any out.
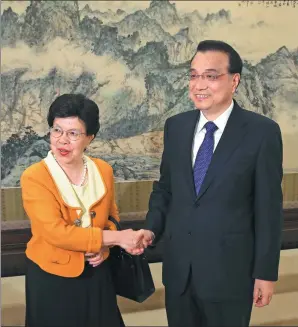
[50,116,94,165]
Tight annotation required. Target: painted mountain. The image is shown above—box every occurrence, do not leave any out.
[1,0,298,186]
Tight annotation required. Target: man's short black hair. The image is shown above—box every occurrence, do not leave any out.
[47,94,100,137]
[193,40,243,75]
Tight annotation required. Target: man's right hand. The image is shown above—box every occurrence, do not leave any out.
[116,229,155,255]
[140,229,155,248]
[117,229,144,250]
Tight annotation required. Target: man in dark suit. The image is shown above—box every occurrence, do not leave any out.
[141,40,283,326]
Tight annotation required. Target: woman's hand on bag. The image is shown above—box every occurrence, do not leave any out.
[118,229,145,254]
[85,248,107,267]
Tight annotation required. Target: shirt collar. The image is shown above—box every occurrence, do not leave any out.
[197,100,234,133]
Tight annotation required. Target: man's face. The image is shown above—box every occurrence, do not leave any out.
[189,51,240,113]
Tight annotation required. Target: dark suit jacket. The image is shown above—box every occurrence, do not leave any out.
[145,101,283,300]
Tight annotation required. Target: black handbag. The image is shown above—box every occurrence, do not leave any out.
[107,216,155,303]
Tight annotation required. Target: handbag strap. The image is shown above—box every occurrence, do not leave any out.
[108,216,122,231]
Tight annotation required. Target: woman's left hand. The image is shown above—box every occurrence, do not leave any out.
[85,248,106,267]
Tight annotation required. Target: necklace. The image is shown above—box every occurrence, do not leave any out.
[53,154,88,186]
[75,157,88,186]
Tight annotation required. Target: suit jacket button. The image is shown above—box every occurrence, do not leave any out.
[90,211,96,219]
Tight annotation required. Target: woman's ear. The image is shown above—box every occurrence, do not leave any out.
[84,135,94,152]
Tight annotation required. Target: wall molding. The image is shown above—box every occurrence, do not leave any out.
[2,209,298,277]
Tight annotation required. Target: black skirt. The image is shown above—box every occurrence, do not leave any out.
[25,257,125,327]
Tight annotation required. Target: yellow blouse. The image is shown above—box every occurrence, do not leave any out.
[72,183,92,228]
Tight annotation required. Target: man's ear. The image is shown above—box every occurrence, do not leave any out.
[89,134,95,143]
[232,73,241,93]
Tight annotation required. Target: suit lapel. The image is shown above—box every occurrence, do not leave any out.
[180,110,200,199]
[195,103,248,202]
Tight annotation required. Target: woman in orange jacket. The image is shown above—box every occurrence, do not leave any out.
[21,93,144,327]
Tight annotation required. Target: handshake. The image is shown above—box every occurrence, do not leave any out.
[116,229,155,256]
[87,229,155,267]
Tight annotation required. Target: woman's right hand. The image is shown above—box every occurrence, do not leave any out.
[118,229,145,253]
[102,229,145,255]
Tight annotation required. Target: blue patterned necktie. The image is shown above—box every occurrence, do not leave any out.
[193,121,218,195]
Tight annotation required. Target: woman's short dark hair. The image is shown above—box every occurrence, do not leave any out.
[193,40,243,75]
[47,94,100,137]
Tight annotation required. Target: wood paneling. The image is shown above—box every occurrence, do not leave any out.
[2,209,298,277]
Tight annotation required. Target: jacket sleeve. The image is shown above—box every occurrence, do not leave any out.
[21,171,103,253]
[145,118,172,242]
[252,122,283,281]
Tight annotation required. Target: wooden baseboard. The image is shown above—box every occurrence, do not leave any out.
[1,209,298,277]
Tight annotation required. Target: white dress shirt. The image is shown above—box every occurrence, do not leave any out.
[192,101,234,166]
